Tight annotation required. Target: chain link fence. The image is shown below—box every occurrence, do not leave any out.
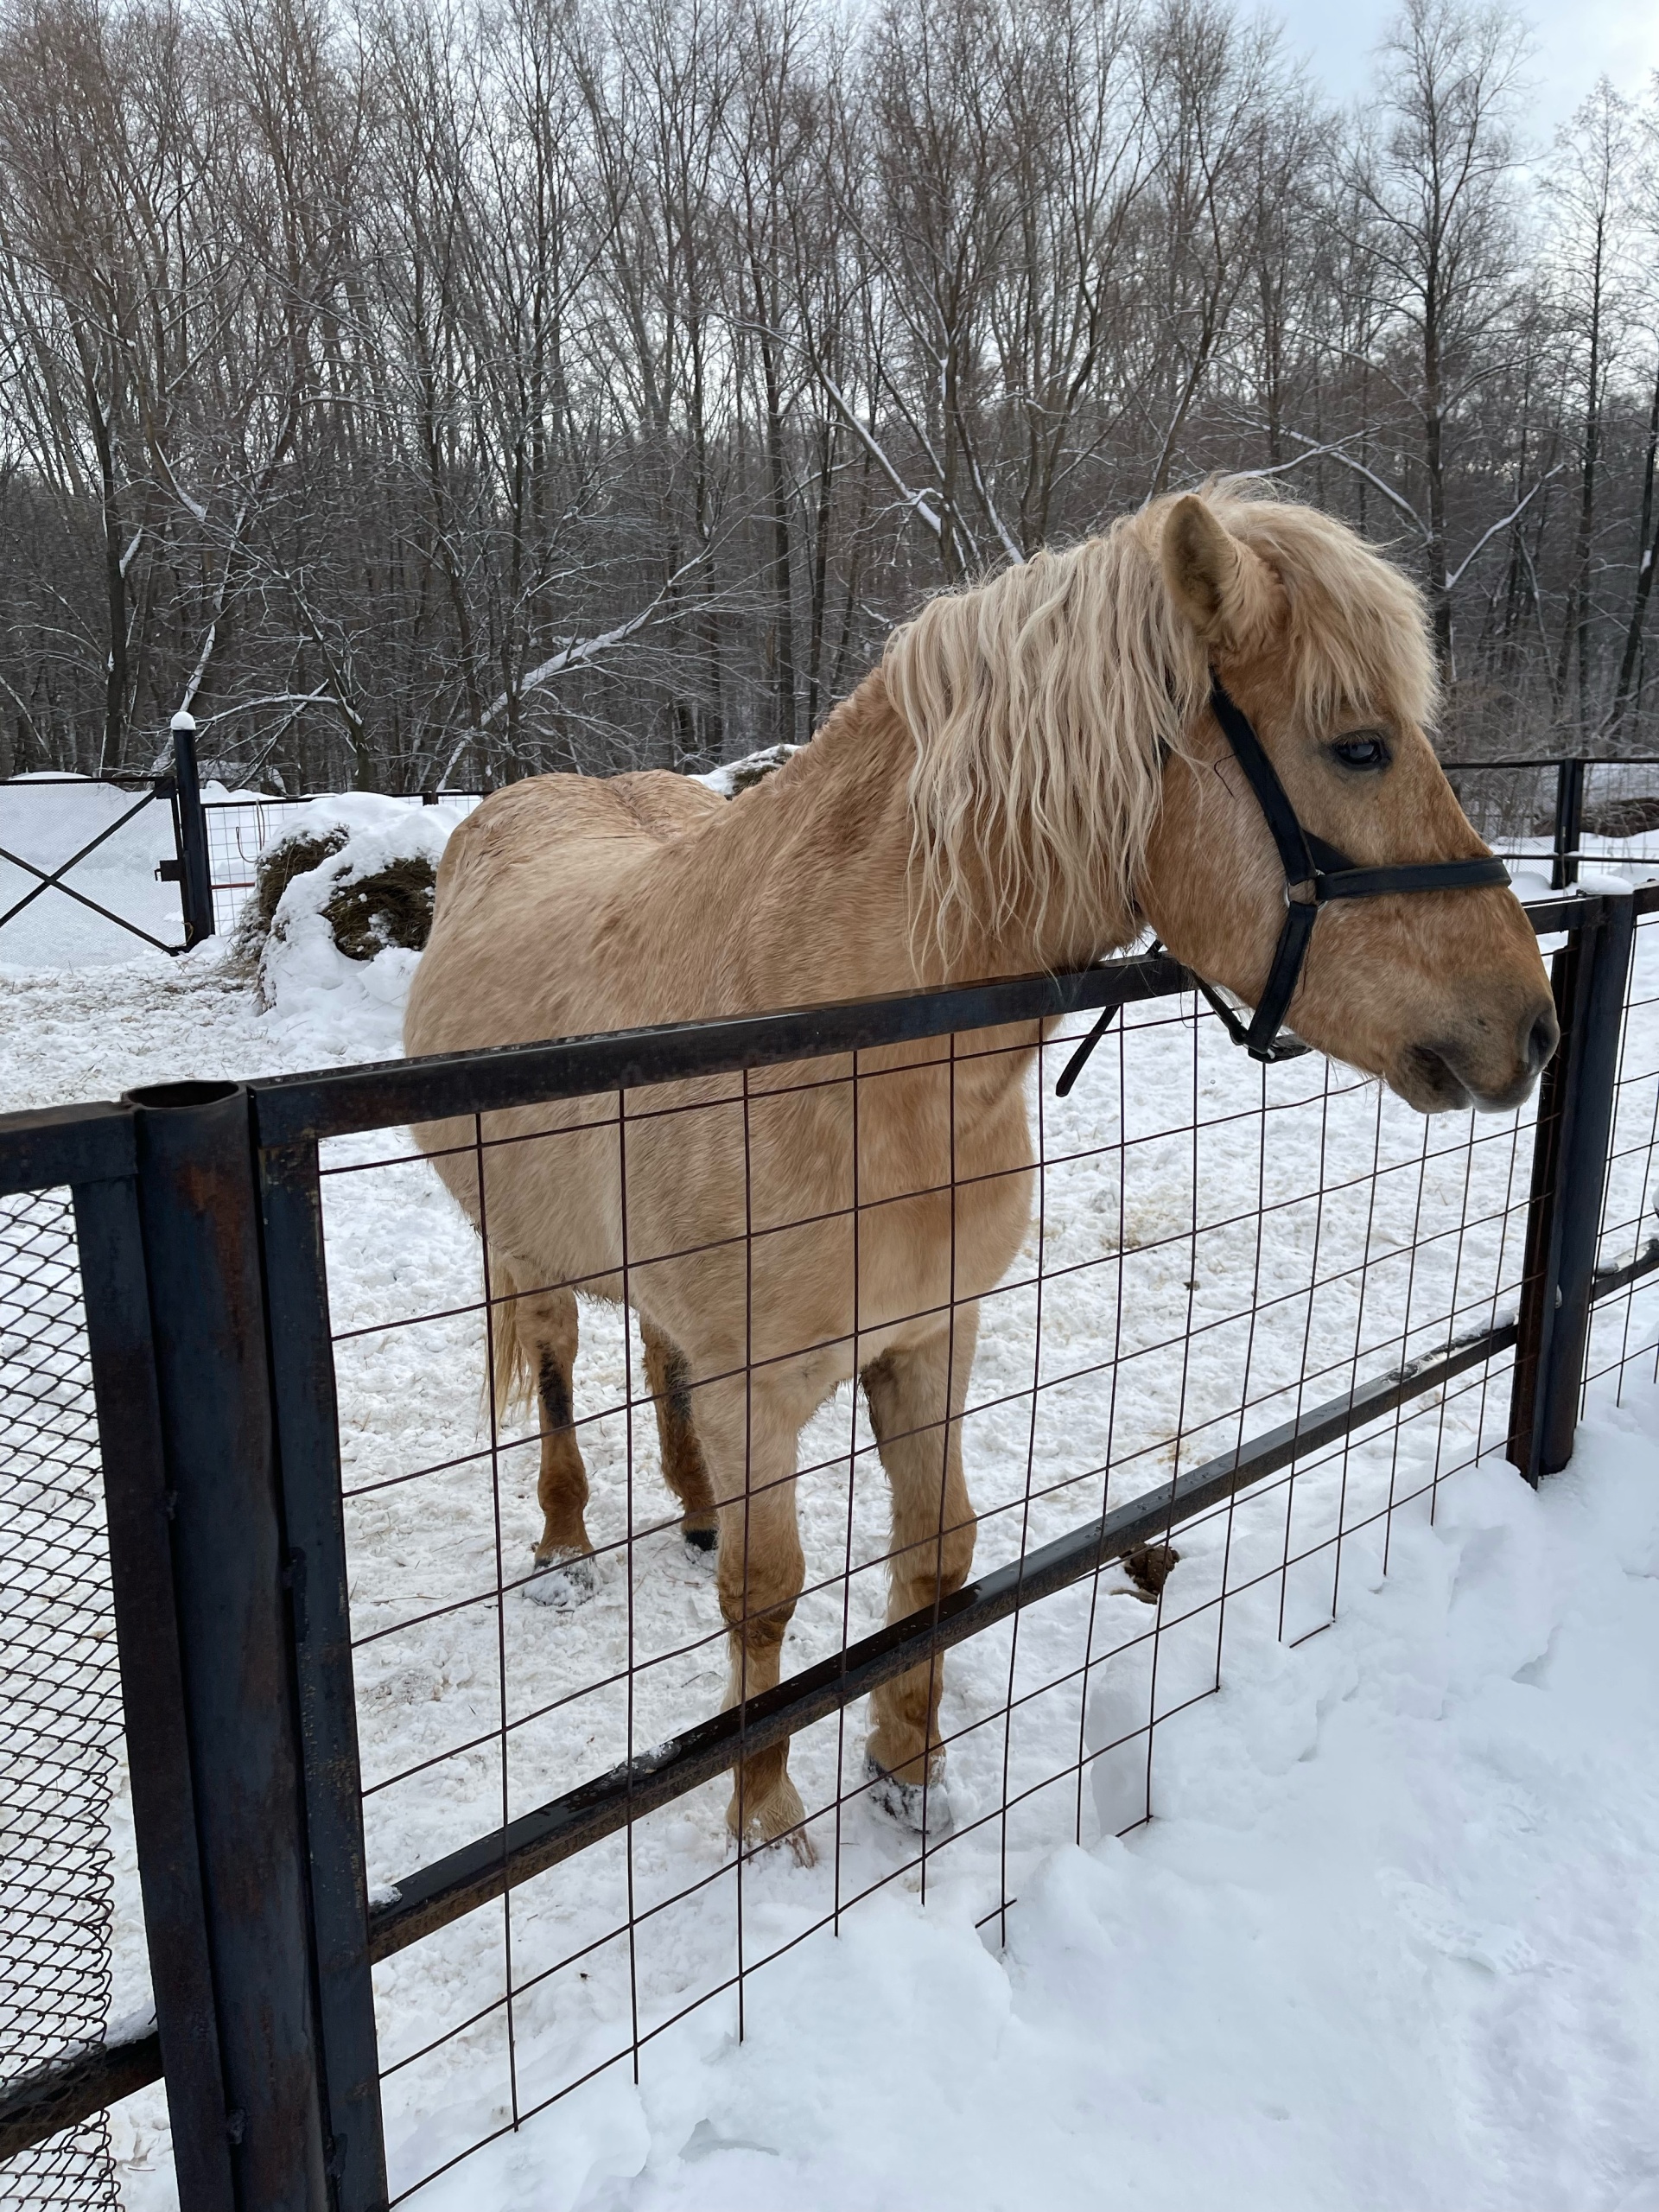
[1,1189,122,2209]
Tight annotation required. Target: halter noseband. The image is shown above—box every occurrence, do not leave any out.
[1056,674,1510,1096]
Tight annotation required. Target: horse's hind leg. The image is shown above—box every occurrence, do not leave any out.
[640,1314,718,1558]
[499,1270,596,1610]
[861,1306,979,1832]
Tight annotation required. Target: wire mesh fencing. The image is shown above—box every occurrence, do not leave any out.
[0,1189,121,2209]
[6,887,1658,2209]
[1587,900,1659,1394]
[301,970,1587,2202]
[201,794,311,932]
[1448,757,1659,880]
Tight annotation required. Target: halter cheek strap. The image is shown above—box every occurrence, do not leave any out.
[1207,676,1510,1060]
[1056,675,1512,1093]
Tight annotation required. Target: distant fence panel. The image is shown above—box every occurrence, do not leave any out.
[3,887,1659,2209]
[1446,754,1659,885]
[202,792,484,934]
[0,779,187,961]
[202,794,316,931]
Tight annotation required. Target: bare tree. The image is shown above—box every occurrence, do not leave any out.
[3,0,1659,783]
[1344,0,1531,677]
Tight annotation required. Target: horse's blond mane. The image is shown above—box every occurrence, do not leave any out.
[885,480,1438,966]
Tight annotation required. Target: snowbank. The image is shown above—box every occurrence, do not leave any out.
[689,742,801,798]
[250,762,787,1052]
[252,794,466,1058]
[402,1403,1659,2212]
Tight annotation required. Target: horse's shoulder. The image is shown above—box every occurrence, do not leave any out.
[605,770,727,842]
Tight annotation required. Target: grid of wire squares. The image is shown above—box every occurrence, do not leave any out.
[298,940,1659,2207]
[1587,904,1659,1394]
[0,1189,121,2209]
[200,795,312,931]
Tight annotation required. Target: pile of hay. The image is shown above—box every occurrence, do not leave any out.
[240,818,439,970]
[239,796,459,1032]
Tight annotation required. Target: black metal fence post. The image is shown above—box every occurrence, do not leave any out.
[125,1079,331,2211]
[170,712,216,946]
[1552,756,1586,889]
[256,1128,387,2212]
[73,1166,237,2212]
[1508,889,1636,1482]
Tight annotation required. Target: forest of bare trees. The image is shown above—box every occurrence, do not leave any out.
[1,0,1656,791]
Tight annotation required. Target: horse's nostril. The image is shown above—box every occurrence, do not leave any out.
[1526,1007,1560,1075]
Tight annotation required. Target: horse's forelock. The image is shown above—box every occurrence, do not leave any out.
[1208,485,1440,735]
[887,483,1437,970]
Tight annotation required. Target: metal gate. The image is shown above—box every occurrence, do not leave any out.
[1,880,1656,2209]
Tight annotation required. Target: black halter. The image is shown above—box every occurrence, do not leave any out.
[1056,674,1511,1096]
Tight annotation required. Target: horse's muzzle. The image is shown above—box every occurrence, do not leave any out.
[1391,995,1559,1116]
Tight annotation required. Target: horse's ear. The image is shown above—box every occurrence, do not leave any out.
[1160,496,1276,646]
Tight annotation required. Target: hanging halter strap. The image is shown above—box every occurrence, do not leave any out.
[1057,675,1511,1093]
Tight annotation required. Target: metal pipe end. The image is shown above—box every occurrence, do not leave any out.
[124,1080,240,1110]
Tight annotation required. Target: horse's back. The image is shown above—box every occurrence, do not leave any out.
[410,769,723,1058]
[435,771,721,907]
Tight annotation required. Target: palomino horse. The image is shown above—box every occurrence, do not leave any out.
[404,486,1555,1860]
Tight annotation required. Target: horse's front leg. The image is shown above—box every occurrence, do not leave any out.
[691,1370,813,1862]
[861,1304,980,1831]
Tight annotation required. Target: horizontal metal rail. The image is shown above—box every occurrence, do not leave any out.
[249,950,1193,1145]
[0,2025,161,2159]
[0,1100,135,1196]
[1440,755,1659,771]
[1588,1239,1659,1303]
[244,888,1626,1146]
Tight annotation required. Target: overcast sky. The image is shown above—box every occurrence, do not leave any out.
[1272,0,1659,137]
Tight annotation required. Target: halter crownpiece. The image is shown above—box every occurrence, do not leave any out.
[1055,673,1511,1096]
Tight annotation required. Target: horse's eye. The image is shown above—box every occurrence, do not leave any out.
[1332,732,1389,770]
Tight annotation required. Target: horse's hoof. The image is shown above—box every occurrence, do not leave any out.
[864,1751,953,1837]
[728,1780,817,1866]
[527,1547,595,1609]
[682,1522,718,1567]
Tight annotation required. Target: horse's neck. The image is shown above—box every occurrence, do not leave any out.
[684,669,1095,1006]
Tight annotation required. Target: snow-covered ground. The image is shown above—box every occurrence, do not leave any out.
[4,793,1659,2212]
[580,1412,1659,2212]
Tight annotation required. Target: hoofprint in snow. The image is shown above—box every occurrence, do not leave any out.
[4,791,1659,2211]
